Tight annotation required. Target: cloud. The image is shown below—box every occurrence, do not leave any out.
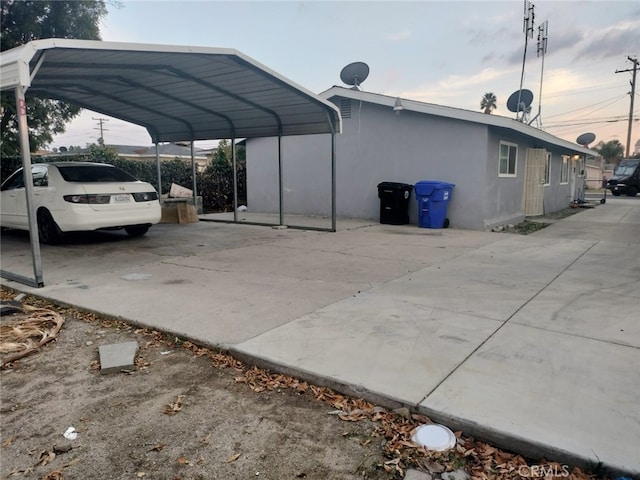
[396,67,517,105]
[468,25,517,47]
[385,30,412,42]
[574,19,640,60]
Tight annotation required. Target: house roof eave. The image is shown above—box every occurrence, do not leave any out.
[321,86,597,157]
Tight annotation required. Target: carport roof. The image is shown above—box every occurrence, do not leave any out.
[1,38,341,143]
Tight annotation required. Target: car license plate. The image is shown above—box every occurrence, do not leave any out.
[113,194,131,203]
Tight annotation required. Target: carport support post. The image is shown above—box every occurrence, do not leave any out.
[278,133,284,226]
[331,132,336,232]
[232,138,238,222]
[155,143,162,200]
[16,86,43,286]
[190,141,198,208]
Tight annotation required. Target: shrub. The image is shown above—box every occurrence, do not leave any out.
[0,152,245,213]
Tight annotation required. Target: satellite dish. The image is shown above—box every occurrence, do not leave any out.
[340,62,370,90]
[576,132,596,147]
[506,89,534,113]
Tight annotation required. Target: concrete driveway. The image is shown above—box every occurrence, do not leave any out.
[2,198,639,476]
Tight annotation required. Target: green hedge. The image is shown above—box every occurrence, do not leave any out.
[0,154,245,213]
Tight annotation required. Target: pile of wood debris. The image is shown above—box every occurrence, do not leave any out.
[0,299,65,369]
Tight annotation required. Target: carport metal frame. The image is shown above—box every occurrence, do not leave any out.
[1,39,340,288]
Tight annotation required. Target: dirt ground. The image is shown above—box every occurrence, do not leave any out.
[0,288,611,480]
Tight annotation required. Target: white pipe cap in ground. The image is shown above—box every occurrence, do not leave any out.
[411,424,456,451]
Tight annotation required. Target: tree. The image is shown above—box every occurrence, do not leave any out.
[206,139,246,174]
[87,143,119,163]
[480,92,497,114]
[593,139,625,164]
[0,0,108,156]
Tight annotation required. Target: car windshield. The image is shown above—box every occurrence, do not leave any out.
[613,160,639,176]
[57,164,139,183]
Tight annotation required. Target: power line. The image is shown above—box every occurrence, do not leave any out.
[543,84,621,99]
[546,117,636,129]
[544,94,627,119]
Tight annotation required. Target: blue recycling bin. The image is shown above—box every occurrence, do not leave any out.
[414,181,455,228]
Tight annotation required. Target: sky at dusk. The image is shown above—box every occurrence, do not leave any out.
[50,0,640,152]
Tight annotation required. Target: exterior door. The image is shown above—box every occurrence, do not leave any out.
[523,148,546,216]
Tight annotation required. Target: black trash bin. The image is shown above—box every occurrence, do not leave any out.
[377,182,413,225]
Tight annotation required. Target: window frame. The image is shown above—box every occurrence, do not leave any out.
[498,141,518,177]
[544,152,551,186]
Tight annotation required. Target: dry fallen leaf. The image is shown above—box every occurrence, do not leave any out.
[41,469,64,480]
[37,450,56,466]
[2,434,15,447]
[148,444,165,452]
[177,456,193,466]
[164,394,185,415]
[136,472,146,478]
[226,453,241,463]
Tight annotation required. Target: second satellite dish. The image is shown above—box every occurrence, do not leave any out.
[576,132,596,146]
[506,89,534,114]
[340,62,370,90]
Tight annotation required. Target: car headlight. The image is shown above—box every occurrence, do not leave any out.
[132,192,159,202]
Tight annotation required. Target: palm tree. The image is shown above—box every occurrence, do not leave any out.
[480,92,497,114]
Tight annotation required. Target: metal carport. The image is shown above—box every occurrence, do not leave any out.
[0,38,341,287]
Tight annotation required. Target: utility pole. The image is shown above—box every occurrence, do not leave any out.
[616,56,638,158]
[93,117,109,145]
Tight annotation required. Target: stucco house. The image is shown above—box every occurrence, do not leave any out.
[246,86,597,230]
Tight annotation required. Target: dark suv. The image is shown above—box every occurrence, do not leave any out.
[606,159,640,197]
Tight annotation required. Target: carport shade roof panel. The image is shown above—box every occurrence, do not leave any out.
[0,38,341,142]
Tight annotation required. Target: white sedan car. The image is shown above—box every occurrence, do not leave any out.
[1,162,162,244]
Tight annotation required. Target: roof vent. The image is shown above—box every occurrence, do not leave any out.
[340,99,352,119]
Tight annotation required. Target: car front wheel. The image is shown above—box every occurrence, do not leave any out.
[125,225,150,237]
[611,190,621,196]
[37,209,62,245]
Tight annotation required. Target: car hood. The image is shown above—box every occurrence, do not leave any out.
[607,174,629,183]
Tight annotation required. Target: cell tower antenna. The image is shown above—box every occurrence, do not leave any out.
[530,20,548,127]
[517,0,535,120]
